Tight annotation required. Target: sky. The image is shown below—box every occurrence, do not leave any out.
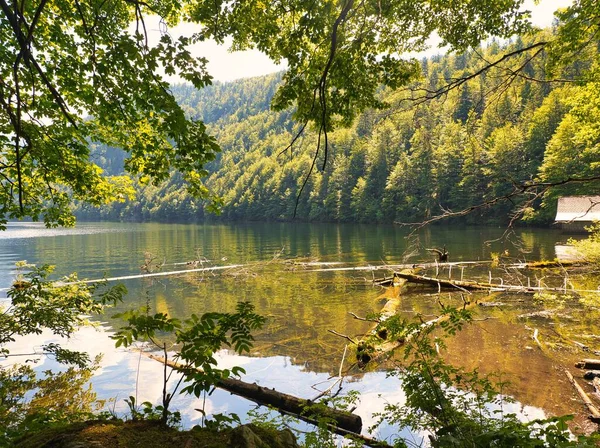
[155,0,573,84]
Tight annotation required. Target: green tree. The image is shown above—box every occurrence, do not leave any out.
[1,0,536,228]
[535,84,600,220]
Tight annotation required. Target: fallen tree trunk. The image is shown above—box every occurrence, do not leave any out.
[565,369,600,423]
[342,268,499,367]
[377,269,416,319]
[144,353,363,435]
[393,271,497,291]
[511,260,585,269]
[392,271,589,294]
[364,293,503,366]
[348,270,418,365]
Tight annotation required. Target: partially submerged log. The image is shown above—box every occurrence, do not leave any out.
[144,353,362,435]
[359,294,499,367]
[565,369,600,424]
[307,260,494,275]
[393,271,597,294]
[351,269,417,365]
[584,370,600,380]
[393,271,502,292]
[344,267,500,367]
[576,359,600,370]
[377,269,416,319]
[515,259,585,269]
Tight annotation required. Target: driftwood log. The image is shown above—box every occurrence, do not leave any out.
[144,353,363,435]
[576,359,600,370]
[584,370,600,380]
[391,271,584,294]
[565,369,600,423]
[513,260,584,269]
[394,271,502,291]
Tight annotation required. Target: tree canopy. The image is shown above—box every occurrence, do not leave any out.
[77,20,600,226]
[1,0,547,226]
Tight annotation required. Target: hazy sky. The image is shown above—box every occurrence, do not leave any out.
[156,0,572,83]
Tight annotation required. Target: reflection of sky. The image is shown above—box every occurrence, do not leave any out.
[0,323,546,446]
[0,222,563,446]
[0,222,132,239]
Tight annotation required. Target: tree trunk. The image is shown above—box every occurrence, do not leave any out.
[144,353,362,435]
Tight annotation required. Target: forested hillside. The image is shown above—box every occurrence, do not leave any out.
[77,30,598,225]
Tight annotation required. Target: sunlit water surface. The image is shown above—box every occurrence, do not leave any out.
[1,222,594,442]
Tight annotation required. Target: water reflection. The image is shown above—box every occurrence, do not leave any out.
[1,222,589,434]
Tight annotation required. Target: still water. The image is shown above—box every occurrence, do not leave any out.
[0,221,594,440]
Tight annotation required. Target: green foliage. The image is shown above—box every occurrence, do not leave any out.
[374,308,599,448]
[0,360,104,446]
[0,0,535,228]
[124,396,182,427]
[82,18,600,225]
[0,262,126,365]
[112,301,265,423]
[536,83,600,218]
[569,222,600,265]
[0,263,125,444]
[200,412,241,431]
[0,0,224,227]
[189,0,529,133]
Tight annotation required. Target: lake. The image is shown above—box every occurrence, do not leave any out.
[1,221,596,441]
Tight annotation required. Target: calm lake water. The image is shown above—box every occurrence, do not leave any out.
[1,221,596,440]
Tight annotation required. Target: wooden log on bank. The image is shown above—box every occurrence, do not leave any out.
[144,353,362,435]
[565,369,600,423]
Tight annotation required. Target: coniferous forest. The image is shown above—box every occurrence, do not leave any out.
[78,29,598,226]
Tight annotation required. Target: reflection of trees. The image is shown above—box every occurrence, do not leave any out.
[141,269,382,374]
[25,223,592,414]
[401,276,600,423]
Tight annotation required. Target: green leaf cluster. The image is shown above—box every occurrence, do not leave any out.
[0,360,103,446]
[112,301,265,406]
[0,263,126,366]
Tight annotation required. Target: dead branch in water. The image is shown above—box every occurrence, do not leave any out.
[532,328,545,352]
[510,260,586,269]
[565,369,600,424]
[327,329,358,345]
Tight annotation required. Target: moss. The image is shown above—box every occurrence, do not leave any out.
[14,420,296,448]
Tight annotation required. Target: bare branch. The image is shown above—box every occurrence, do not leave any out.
[396,175,600,232]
